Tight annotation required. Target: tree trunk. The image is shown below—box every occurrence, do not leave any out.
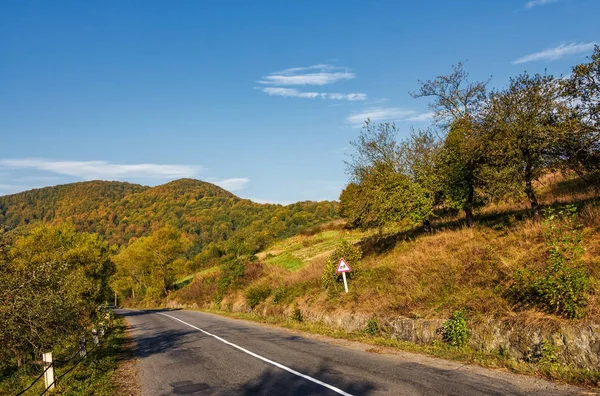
[524,166,540,220]
[464,207,475,228]
[464,184,475,227]
[422,219,433,233]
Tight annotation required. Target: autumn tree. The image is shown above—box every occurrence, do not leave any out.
[113,225,191,300]
[484,73,569,219]
[0,225,113,369]
[411,63,489,226]
[341,121,438,231]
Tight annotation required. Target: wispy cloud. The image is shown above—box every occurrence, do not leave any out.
[257,64,366,101]
[261,87,366,101]
[258,64,354,86]
[213,177,250,192]
[346,107,433,127]
[405,112,435,122]
[512,42,596,64]
[0,159,200,180]
[524,0,562,9]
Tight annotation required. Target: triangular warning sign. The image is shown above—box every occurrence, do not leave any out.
[336,258,352,273]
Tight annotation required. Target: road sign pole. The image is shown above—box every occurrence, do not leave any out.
[342,272,348,293]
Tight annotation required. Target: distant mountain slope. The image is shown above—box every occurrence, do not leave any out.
[0,180,147,228]
[0,179,338,252]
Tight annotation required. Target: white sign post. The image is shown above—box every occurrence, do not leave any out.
[336,258,352,293]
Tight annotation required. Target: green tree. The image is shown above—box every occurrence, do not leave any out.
[411,63,489,226]
[437,117,485,226]
[113,225,191,299]
[342,121,437,230]
[484,73,568,219]
[0,224,113,369]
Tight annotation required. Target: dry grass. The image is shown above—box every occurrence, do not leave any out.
[175,174,600,324]
[241,174,600,323]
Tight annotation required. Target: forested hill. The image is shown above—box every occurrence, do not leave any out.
[0,179,338,253]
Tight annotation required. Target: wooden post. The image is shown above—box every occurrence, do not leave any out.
[114,290,117,307]
[43,352,55,391]
[79,337,87,358]
[92,329,99,346]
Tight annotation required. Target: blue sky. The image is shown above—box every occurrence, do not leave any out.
[1,0,598,204]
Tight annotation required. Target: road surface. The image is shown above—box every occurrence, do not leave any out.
[118,309,586,396]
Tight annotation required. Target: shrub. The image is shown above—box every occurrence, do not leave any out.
[508,205,589,319]
[272,287,287,304]
[364,317,380,336]
[245,285,271,309]
[442,309,468,347]
[291,304,303,322]
[215,258,246,302]
[525,340,558,365]
[322,241,362,292]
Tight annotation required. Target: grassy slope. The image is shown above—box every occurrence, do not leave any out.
[174,174,600,324]
[165,175,600,386]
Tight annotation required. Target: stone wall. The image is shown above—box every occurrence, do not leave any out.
[166,297,600,371]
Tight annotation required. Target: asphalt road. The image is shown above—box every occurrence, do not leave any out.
[118,309,586,396]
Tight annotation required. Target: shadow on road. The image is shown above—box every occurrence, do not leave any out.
[235,363,377,396]
[115,308,181,317]
[117,309,193,359]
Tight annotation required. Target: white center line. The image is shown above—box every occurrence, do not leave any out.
[157,312,353,396]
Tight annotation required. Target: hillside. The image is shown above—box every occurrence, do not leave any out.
[168,175,600,379]
[0,179,338,251]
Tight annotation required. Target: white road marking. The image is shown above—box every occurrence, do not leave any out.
[157,312,353,396]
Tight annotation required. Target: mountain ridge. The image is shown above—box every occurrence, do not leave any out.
[0,178,338,253]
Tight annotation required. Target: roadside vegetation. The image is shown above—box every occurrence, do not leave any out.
[166,47,600,385]
[0,46,599,389]
[0,317,130,395]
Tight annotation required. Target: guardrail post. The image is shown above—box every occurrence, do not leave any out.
[43,352,55,391]
[92,329,99,346]
[79,336,87,358]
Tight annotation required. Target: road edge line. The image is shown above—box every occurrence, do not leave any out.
[157,312,353,396]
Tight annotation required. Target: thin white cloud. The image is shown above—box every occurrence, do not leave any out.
[512,42,596,64]
[524,0,562,9]
[261,87,366,101]
[213,178,250,192]
[258,64,355,86]
[0,159,200,180]
[262,87,320,99]
[405,112,435,122]
[328,93,367,101]
[346,107,432,126]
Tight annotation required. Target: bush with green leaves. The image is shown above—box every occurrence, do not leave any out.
[245,285,271,309]
[442,310,469,347]
[214,258,246,304]
[364,317,380,336]
[508,205,589,319]
[291,304,303,322]
[525,340,558,365]
[272,287,287,304]
[322,241,362,292]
